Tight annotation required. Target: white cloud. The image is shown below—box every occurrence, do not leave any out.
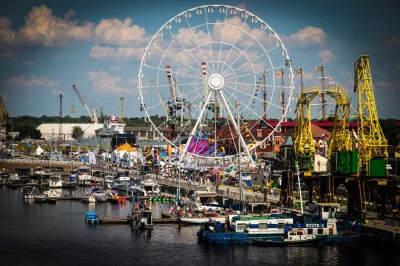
[389,37,400,45]
[237,2,247,9]
[94,18,149,47]
[286,26,327,47]
[0,17,17,45]
[87,71,137,94]
[109,65,122,72]
[1,5,94,48]
[90,45,143,61]
[7,75,56,87]
[51,89,62,95]
[318,49,337,63]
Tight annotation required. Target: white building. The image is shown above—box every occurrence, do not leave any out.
[37,124,104,140]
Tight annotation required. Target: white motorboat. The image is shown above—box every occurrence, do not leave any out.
[179,216,227,224]
[114,176,130,191]
[139,179,161,195]
[90,188,106,202]
[49,176,64,188]
[44,188,62,198]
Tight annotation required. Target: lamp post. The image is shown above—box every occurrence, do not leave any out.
[235,99,243,212]
[295,161,304,214]
[9,118,13,158]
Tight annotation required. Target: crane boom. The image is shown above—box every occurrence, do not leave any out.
[72,84,97,123]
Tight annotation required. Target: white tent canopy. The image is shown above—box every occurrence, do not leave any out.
[36,146,44,156]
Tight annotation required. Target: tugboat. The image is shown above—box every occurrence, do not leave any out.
[130,200,153,230]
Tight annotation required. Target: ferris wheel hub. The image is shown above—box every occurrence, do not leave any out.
[208,74,224,90]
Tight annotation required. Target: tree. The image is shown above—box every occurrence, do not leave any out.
[71,126,84,140]
[379,119,399,146]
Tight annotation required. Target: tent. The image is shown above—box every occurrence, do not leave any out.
[36,146,44,156]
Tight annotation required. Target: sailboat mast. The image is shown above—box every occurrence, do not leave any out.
[236,100,243,211]
[263,70,267,120]
[321,64,326,120]
[281,68,285,121]
[300,67,304,93]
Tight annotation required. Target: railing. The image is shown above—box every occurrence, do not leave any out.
[1,158,85,166]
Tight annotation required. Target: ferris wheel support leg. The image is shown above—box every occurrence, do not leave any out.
[218,91,253,163]
[178,92,214,163]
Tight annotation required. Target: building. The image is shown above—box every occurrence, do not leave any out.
[36,123,104,140]
[124,126,168,142]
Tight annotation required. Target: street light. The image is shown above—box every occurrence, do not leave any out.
[9,118,13,158]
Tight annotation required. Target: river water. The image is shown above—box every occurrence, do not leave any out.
[0,186,398,266]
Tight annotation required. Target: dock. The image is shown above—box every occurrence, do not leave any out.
[99,217,178,225]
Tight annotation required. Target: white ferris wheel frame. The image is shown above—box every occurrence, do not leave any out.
[137,4,294,163]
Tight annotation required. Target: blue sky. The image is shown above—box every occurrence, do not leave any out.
[0,0,399,120]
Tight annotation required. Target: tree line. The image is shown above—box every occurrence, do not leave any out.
[6,115,400,146]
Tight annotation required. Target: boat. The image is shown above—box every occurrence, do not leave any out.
[62,175,77,188]
[34,194,48,203]
[21,185,39,199]
[82,195,96,204]
[44,188,62,198]
[76,166,92,186]
[114,176,130,191]
[49,175,64,188]
[139,178,161,195]
[253,229,327,246]
[90,188,106,202]
[130,201,153,230]
[197,203,352,245]
[85,212,100,225]
[0,178,5,185]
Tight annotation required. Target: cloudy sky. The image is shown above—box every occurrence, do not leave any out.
[1,0,399,120]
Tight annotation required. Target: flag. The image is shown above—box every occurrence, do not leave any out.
[326,74,333,81]
[321,133,326,139]
[275,72,282,76]
[295,69,302,74]
[315,66,323,72]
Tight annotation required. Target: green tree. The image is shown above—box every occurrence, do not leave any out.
[71,126,85,140]
[379,119,399,146]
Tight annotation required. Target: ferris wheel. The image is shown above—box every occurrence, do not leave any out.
[138,5,294,162]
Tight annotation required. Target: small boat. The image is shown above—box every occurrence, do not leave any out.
[253,229,327,246]
[82,195,96,204]
[90,188,106,202]
[49,176,64,188]
[35,194,48,203]
[21,185,39,199]
[85,212,99,225]
[130,201,153,230]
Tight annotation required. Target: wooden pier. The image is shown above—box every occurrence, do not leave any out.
[99,217,178,225]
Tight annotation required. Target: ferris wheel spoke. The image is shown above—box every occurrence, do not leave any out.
[218,90,252,158]
[151,45,202,76]
[219,25,268,76]
[222,85,275,131]
[217,15,249,74]
[223,84,267,105]
[183,16,213,77]
[166,29,206,75]
[178,91,214,163]
[204,10,216,74]
[141,82,203,89]
[143,64,202,80]
[216,9,229,74]
[224,81,292,90]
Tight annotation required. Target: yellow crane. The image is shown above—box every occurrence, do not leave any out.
[325,84,356,174]
[354,55,387,176]
[293,86,320,170]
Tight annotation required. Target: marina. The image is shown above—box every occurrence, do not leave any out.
[1,1,400,265]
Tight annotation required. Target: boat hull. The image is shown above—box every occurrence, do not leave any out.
[253,235,327,247]
[180,217,227,224]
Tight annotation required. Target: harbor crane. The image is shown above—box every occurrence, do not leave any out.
[354,55,387,176]
[72,84,98,124]
[293,86,320,171]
